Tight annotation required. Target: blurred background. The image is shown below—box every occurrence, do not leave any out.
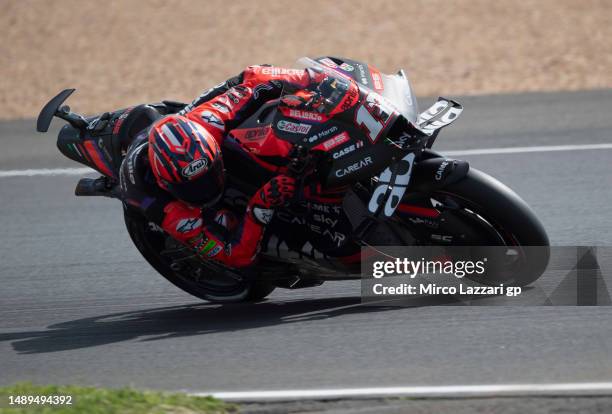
[2,0,611,119]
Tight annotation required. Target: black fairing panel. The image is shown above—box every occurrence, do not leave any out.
[322,143,395,187]
[56,124,93,168]
[409,151,470,192]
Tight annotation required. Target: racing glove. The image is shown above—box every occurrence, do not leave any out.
[247,175,296,225]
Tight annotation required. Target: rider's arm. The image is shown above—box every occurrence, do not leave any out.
[178,73,244,115]
[182,66,324,145]
[160,175,295,268]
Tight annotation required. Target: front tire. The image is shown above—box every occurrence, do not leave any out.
[442,169,549,286]
[402,168,550,286]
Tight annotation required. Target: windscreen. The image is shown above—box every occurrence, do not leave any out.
[295,57,419,124]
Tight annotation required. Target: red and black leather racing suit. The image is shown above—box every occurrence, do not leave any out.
[119,65,328,268]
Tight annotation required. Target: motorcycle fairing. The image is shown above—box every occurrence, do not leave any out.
[368,152,416,218]
[306,56,420,125]
[57,123,116,178]
[417,98,463,136]
[359,98,463,216]
[408,150,470,192]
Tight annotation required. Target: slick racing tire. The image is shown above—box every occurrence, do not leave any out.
[402,168,550,287]
[123,206,276,303]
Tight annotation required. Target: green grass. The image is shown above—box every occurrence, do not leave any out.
[0,383,235,414]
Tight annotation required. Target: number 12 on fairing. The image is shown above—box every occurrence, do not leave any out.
[355,93,395,143]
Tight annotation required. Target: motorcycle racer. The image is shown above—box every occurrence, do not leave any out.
[118,65,346,268]
[37,56,551,301]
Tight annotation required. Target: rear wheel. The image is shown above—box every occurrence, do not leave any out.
[400,168,550,286]
[123,207,276,303]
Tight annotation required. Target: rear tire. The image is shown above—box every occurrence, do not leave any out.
[123,206,276,303]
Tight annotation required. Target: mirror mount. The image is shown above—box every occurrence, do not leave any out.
[36,89,89,133]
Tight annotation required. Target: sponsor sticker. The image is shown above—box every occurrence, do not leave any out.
[305,125,338,144]
[148,222,165,233]
[370,68,384,91]
[332,140,364,159]
[277,120,312,135]
[357,64,369,85]
[189,236,208,250]
[319,58,338,69]
[335,156,373,178]
[226,86,248,103]
[211,102,230,113]
[435,160,451,181]
[286,108,324,122]
[253,83,274,99]
[207,245,223,257]
[315,131,351,151]
[341,86,358,111]
[112,106,135,135]
[340,62,354,72]
[261,67,304,76]
[253,207,274,224]
[243,127,269,141]
[176,217,203,233]
[182,158,208,178]
[199,239,217,255]
[201,111,224,130]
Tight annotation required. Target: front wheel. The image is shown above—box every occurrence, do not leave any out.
[400,168,550,286]
[123,207,276,303]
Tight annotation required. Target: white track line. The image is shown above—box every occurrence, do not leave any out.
[444,142,612,156]
[0,167,93,178]
[194,383,612,401]
[0,143,611,178]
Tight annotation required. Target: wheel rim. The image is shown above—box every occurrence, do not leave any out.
[141,222,252,300]
[425,191,536,285]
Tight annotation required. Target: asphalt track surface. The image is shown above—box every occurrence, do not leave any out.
[1,90,612,403]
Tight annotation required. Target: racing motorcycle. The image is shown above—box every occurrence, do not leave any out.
[36,56,550,303]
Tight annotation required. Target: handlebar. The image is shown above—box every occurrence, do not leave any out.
[56,105,89,130]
